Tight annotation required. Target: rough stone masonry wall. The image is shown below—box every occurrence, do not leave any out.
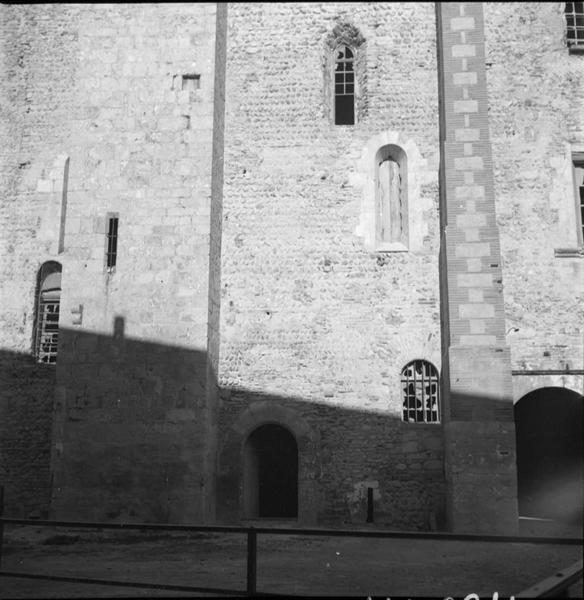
[484,2,584,400]
[0,4,81,517]
[218,2,445,529]
[18,3,221,523]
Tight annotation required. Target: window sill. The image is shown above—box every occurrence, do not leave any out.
[568,44,584,55]
[376,242,409,253]
[554,247,584,258]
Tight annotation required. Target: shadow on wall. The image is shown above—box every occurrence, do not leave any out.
[7,320,580,530]
[1,319,446,529]
[0,350,55,518]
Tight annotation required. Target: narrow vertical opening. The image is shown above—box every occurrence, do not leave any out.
[366,487,374,523]
[106,216,119,271]
[57,156,70,254]
[334,45,355,126]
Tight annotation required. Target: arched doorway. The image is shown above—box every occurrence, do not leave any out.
[514,387,583,524]
[243,424,298,519]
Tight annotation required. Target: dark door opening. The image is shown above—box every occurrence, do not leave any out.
[514,387,583,524]
[244,424,298,519]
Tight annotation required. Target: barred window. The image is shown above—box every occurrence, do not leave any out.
[34,262,61,364]
[401,360,440,423]
[565,2,584,47]
[334,45,355,125]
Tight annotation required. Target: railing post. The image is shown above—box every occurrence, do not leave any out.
[246,528,257,596]
[0,485,4,570]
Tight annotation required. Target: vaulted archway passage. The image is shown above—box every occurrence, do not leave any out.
[514,387,583,524]
[243,424,298,519]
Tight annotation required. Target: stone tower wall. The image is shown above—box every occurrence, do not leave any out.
[1,3,225,522]
[50,3,224,523]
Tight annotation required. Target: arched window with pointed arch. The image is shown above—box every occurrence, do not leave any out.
[334,45,355,125]
[325,23,366,125]
[401,360,440,423]
[34,261,62,364]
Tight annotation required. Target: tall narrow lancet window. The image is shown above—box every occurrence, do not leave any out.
[34,262,62,364]
[401,360,440,423]
[325,23,365,125]
[334,45,355,125]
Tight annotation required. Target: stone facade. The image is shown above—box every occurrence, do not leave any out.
[0,2,582,531]
[217,2,444,529]
[484,2,584,391]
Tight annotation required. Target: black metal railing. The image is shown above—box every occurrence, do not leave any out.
[516,559,583,598]
[0,487,582,597]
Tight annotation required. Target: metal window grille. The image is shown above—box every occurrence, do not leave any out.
[565,2,584,46]
[334,45,355,125]
[34,265,61,364]
[106,217,119,270]
[401,360,440,423]
[36,298,60,364]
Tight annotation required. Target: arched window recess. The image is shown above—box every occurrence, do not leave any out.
[376,144,408,250]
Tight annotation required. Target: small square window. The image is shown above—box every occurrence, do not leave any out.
[181,74,200,92]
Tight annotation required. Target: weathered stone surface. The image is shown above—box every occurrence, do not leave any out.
[484,2,584,386]
[0,2,581,530]
[217,1,443,529]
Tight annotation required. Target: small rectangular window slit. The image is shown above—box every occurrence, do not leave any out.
[181,74,200,92]
[106,216,119,271]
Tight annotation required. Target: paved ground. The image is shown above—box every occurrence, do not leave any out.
[0,524,582,598]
